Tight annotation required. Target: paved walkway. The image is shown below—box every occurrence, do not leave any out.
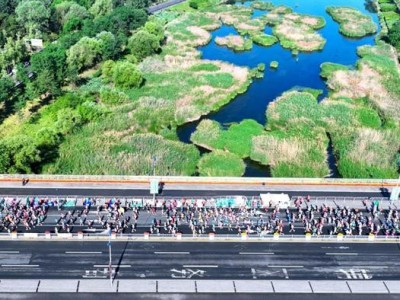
[0,279,398,293]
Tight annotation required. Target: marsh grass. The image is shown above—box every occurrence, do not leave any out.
[215,35,253,51]
[251,1,274,10]
[326,6,377,37]
[320,62,350,78]
[250,32,278,47]
[190,119,265,158]
[197,150,246,176]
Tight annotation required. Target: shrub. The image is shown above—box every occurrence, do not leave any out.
[189,0,199,9]
[270,61,279,68]
[112,61,143,89]
[128,30,160,61]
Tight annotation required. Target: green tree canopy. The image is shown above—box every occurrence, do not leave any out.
[55,1,89,26]
[111,60,143,89]
[89,0,114,18]
[67,36,102,71]
[128,30,160,61]
[15,0,50,37]
[0,77,14,103]
[388,20,400,51]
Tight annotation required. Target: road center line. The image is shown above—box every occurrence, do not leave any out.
[93,265,131,268]
[269,266,304,268]
[154,252,190,255]
[183,265,218,268]
[1,264,39,267]
[239,252,274,255]
[326,253,358,256]
[0,251,20,254]
[65,251,102,254]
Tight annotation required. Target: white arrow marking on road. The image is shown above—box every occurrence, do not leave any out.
[283,268,289,279]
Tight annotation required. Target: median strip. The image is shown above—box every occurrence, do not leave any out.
[65,251,102,254]
[0,251,20,254]
[93,265,131,268]
[183,265,218,268]
[269,265,304,268]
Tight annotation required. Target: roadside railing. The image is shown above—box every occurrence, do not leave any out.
[0,174,398,186]
[1,231,399,243]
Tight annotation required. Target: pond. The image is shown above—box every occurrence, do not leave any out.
[176,0,380,177]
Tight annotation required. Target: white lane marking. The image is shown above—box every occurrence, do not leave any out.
[154,252,190,255]
[326,253,358,255]
[1,264,39,267]
[65,251,102,254]
[183,265,218,268]
[93,265,131,268]
[0,251,20,254]
[269,266,304,268]
[239,252,274,255]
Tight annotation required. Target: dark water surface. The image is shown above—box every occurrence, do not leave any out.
[176,0,379,177]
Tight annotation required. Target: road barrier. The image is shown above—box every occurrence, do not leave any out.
[0,174,398,187]
[1,232,399,243]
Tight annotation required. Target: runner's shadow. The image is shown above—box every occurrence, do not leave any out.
[113,239,129,282]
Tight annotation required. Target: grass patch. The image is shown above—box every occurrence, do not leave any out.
[327,6,378,37]
[250,32,278,47]
[320,62,350,78]
[197,150,246,176]
[190,119,265,158]
[270,61,279,68]
[251,1,274,10]
[215,35,253,51]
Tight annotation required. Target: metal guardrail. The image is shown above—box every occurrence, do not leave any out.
[0,174,398,186]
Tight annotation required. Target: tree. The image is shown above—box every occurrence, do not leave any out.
[0,35,28,72]
[3,135,41,173]
[111,61,143,89]
[0,142,11,173]
[189,0,199,9]
[55,108,83,134]
[121,0,148,9]
[67,36,102,71]
[144,20,165,41]
[31,44,67,95]
[388,20,400,51]
[0,77,14,103]
[55,1,89,26]
[96,31,118,60]
[89,0,114,18]
[15,0,50,37]
[128,30,160,61]
[89,7,147,37]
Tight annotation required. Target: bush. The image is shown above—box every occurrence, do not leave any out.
[99,87,130,105]
[198,150,246,176]
[111,61,143,89]
[189,0,198,9]
[128,30,160,61]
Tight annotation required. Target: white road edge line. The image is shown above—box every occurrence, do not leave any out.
[326,253,358,255]
[93,265,131,268]
[269,266,304,268]
[65,251,102,254]
[183,265,218,268]
[0,251,20,254]
[154,252,190,255]
[1,265,39,267]
[239,252,274,255]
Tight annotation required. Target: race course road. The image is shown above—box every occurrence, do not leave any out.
[0,241,399,281]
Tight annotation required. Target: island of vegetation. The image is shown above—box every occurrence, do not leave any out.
[215,34,253,51]
[326,6,378,37]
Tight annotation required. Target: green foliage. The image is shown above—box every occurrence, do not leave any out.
[189,0,199,9]
[0,77,14,103]
[128,30,161,61]
[320,62,349,78]
[355,107,382,128]
[55,1,89,26]
[99,87,130,104]
[55,107,83,134]
[326,6,377,37]
[89,0,114,18]
[67,36,102,71]
[251,1,274,10]
[198,150,245,176]
[270,61,279,68]
[250,32,278,47]
[15,0,50,37]
[189,63,220,72]
[111,61,143,89]
[388,20,400,50]
[380,3,398,11]
[191,119,265,158]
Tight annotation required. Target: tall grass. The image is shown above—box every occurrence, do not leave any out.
[197,150,246,176]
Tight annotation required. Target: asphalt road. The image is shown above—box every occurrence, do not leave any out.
[0,241,399,280]
[0,187,389,197]
[147,0,186,13]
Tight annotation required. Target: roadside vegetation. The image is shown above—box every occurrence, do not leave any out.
[326,6,378,38]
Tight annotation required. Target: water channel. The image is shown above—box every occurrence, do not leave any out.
[176,0,380,177]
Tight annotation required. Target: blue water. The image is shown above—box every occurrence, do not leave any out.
[176,0,379,177]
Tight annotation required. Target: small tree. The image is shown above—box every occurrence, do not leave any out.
[67,36,102,71]
[189,0,198,9]
[15,0,50,37]
[128,30,160,61]
[112,61,143,89]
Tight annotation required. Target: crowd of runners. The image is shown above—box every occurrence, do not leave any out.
[0,196,399,237]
